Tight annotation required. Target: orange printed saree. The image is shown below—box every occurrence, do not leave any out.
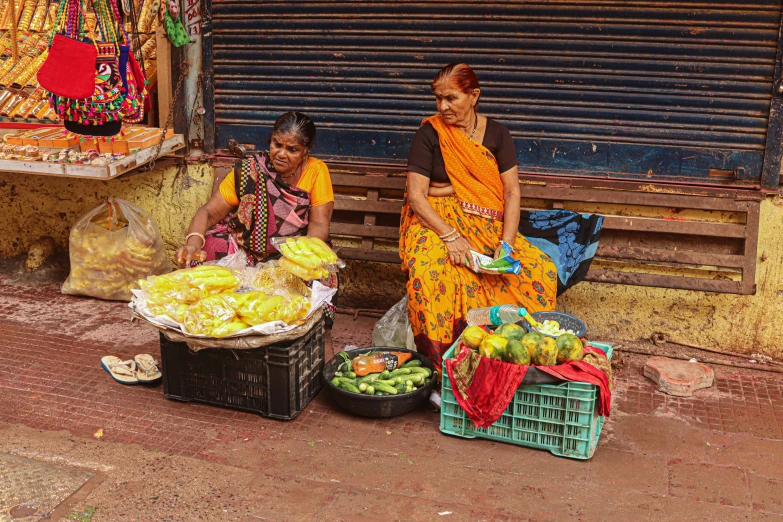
[400,115,557,368]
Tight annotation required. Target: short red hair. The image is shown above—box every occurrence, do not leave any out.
[431,63,480,95]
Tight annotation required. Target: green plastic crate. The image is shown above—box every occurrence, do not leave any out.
[440,341,613,460]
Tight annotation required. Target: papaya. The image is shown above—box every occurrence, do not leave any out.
[479,334,508,361]
[521,331,544,358]
[505,340,531,365]
[495,323,525,342]
[462,326,488,350]
[556,333,584,364]
[532,336,558,366]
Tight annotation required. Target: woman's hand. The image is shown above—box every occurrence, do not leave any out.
[175,245,207,267]
[445,236,472,267]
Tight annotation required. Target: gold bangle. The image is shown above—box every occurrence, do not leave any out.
[185,232,206,249]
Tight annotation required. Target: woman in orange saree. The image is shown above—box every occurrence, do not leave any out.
[400,64,558,376]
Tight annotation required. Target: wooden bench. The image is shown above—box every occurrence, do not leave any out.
[328,163,761,295]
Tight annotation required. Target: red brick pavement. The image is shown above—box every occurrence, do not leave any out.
[2,281,783,520]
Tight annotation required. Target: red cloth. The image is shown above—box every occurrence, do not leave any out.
[445,345,528,429]
[535,347,612,417]
[445,345,612,429]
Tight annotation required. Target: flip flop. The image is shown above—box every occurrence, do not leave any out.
[134,354,162,384]
[101,356,139,385]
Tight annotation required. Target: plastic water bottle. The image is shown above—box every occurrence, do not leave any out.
[466,305,538,327]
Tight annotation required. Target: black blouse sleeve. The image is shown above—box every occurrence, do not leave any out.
[495,123,518,174]
[407,123,437,178]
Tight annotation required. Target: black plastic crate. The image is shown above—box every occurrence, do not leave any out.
[159,317,325,420]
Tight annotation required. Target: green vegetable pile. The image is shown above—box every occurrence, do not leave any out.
[330,352,433,396]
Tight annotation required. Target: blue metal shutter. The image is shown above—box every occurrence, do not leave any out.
[210,1,782,186]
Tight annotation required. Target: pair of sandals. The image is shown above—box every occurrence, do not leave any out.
[101,354,162,385]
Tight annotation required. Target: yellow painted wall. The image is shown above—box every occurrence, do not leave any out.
[0,162,780,357]
[0,163,214,259]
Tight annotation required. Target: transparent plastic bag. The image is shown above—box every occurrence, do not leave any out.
[62,197,170,301]
[224,291,282,324]
[271,236,345,280]
[140,265,241,304]
[210,249,249,271]
[246,260,310,298]
[183,294,247,337]
[372,296,416,352]
[137,265,242,325]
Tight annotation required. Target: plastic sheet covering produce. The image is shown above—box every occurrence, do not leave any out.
[132,264,335,338]
[62,197,170,301]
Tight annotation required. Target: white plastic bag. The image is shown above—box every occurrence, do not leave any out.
[62,197,170,301]
[372,296,416,351]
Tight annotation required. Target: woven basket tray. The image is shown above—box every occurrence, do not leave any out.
[135,308,324,351]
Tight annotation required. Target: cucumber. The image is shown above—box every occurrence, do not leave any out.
[405,379,413,387]
[373,379,396,386]
[375,391,383,396]
[330,377,340,387]
[334,377,358,387]
[334,371,343,378]
[373,383,398,395]
[379,370,391,379]
[394,383,406,394]
[366,385,376,395]
[339,382,361,394]
[359,383,368,392]
[405,385,414,393]
[357,373,381,384]
[409,367,432,377]
[401,359,422,368]
[389,368,411,378]
[394,376,404,385]
[408,374,425,386]
[346,371,357,379]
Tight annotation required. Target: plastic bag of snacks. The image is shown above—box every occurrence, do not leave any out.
[247,260,310,297]
[180,290,310,337]
[138,264,241,320]
[62,198,170,301]
[271,236,345,280]
[135,264,314,337]
[182,294,246,337]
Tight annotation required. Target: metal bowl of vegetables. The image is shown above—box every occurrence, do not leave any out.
[324,347,437,418]
[520,311,586,338]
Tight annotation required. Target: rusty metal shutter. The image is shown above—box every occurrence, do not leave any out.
[209,1,783,187]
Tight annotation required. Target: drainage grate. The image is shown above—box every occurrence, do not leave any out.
[0,454,94,521]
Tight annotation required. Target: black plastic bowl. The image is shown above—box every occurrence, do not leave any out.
[324,347,436,418]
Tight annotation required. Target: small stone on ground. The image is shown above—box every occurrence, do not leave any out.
[644,356,715,397]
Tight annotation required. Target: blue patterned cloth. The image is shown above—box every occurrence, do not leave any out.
[519,210,604,296]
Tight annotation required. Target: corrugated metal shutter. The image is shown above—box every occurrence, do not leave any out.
[210,0,782,186]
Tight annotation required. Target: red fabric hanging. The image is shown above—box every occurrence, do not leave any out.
[445,345,529,429]
[535,346,612,417]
